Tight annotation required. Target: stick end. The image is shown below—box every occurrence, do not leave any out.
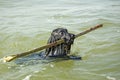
[2,55,16,62]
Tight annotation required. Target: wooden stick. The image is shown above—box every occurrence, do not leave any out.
[2,24,103,62]
[75,24,103,38]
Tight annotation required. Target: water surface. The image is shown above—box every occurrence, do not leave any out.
[0,0,120,80]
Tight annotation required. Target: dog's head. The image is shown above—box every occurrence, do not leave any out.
[51,28,74,44]
[45,28,75,57]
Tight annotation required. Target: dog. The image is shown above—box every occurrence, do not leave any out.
[15,28,81,64]
[45,28,75,57]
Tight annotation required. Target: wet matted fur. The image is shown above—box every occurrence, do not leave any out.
[45,28,75,57]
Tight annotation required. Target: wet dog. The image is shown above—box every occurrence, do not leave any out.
[45,28,75,57]
[15,28,81,64]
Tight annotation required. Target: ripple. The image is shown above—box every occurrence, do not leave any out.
[0,0,120,80]
[106,76,116,80]
[22,74,32,80]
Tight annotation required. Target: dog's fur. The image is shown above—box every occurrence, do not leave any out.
[45,28,75,57]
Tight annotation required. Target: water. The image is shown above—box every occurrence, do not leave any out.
[0,0,120,80]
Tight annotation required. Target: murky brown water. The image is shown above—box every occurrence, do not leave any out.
[0,0,120,80]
